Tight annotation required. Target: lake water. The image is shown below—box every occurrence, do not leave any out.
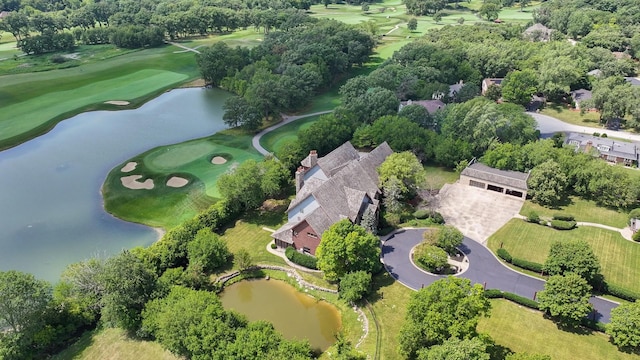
[0,88,231,282]
[219,278,342,351]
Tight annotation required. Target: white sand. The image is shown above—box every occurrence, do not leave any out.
[211,156,227,165]
[121,175,154,190]
[120,162,137,172]
[166,176,189,188]
[105,100,130,106]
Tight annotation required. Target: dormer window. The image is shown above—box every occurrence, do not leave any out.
[597,144,610,152]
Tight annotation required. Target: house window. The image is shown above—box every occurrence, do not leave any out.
[606,155,617,162]
[293,231,298,236]
[569,140,580,146]
[303,247,311,254]
[624,158,633,166]
[469,180,485,189]
[597,144,610,152]
[307,232,318,238]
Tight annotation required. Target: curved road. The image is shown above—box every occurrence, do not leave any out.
[531,112,640,142]
[381,229,617,323]
[252,111,333,155]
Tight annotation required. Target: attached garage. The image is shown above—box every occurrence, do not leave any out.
[460,160,529,200]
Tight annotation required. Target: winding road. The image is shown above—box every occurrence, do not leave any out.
[531,112,640,142]
[251,111,333,156]
[382,229,617,323]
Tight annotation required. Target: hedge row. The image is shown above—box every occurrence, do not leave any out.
[605,283,640,302]
[496,249,544,273]
[550,219,577,230]
[485,289,539,310]
[413,210,445,224]
[553,213,575,221]
[285,247,318,270]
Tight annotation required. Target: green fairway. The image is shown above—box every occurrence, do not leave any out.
[259,115,321,154]
[487,219,640,294]
[520,197,629,229]
[103,131,262,229]
[0,46,199,149]
[478,299,636,360]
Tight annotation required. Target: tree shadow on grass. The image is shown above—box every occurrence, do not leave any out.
[542,313,594,335]
[52,329,97,359]
[368,272,396,303]
[486,343,512,360]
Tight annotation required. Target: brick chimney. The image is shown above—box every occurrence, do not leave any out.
[309,150,318,167]
[585,141,593,154]
[295,166,305,192]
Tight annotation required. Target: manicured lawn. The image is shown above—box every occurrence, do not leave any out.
[52,328,178,360]
[0,46,199,150]
[478,299,636,360]
[520,197,629,229]
[260,115,321,154]
[540,105,603,128]
[103,131,263,229]
[423,165,460,190]
[487,219,640,294]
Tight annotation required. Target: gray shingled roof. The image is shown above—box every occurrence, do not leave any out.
[400,100,445,114]
[317,141,360,177]
[461,162,529,190]
[565,133,638,161]
[273,142,393,242]
[571,89,592,103]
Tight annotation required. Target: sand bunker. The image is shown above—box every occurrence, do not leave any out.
[211,156,227,165]
[105,100,130,106]
[166,176,189,188]
[121,175,154,190]
[120,162,137,172]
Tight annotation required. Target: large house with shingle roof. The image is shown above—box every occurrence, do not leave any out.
[272,141,393,255]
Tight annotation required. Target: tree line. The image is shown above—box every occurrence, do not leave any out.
[0,0,316,54]
[197,18,375,129]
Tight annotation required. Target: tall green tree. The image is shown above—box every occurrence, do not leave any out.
[606,300,640,350]
[417,337,490,360]
[187,229,230,273]
[316,220,382,281]
[196,42,249,86]
[338,271,372,304]
[527,160,567,206]
[399,277,490,358]
[436,225,464,255]
[0,271,51,334]
[478,0,501,21]
[222,96,263,130]
[501,69,538,106]
[378,151,426,199]
[537,273,592,326]
[543,240,601,286]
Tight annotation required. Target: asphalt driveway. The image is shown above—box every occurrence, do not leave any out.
[381,229,617,323]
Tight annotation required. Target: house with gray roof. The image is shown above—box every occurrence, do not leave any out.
[460,160,529,199]
[272,141,393,255]
[398,99,445,114]
[524,23,553,41]
[565,133,639,166]
[570,88,593,110]
[481,78,504,95]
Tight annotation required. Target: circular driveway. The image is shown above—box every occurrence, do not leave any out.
[381,229,617,323]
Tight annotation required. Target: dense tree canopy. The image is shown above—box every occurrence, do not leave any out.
[0,270,51,333]
[543,240,601,286]
[399,277,490,359]
[537,273,593,326]
[316,219,382,281]
[606,300,640,350]
[527,160,568,207]
[417,337,490,360]
[217,158,288,211]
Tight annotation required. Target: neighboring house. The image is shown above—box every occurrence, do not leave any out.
[449,80,464,98]
[625,77,640,86]
[0,11,9,19]
[398,99,445,114]
[481,78,504,95]
[588,69,602,77]
[271,141,393,255]
[565,133,639,166]
[524,23,553,41]
[459,159,529,199]
[570,89,593,110]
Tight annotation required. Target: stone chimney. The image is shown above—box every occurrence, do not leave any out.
[295,166,305,192]
[308,150,318,167]
[585,141,593,153]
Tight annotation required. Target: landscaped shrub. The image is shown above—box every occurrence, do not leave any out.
[552,213,575,221]
[550,219,577,230]
[633,231,640,242]
[605,283,640,301]
[600,133,608,138]
[511,257,544,273]
[428,211,445,224]
[50,54,67,64]
[497,248,512,263]
[629,208,640,223]
[270,243,277,249]
[285,247,318,269]
[413,209,429,219]
[526,211,539,223]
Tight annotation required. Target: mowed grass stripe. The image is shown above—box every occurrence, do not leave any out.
[488,219,640,293]
[1,70,187,142]
[520,198,629,229]
[478,299,637,360]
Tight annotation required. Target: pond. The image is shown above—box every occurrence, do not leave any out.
[220,278,342,351]
[0,88,231,282]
